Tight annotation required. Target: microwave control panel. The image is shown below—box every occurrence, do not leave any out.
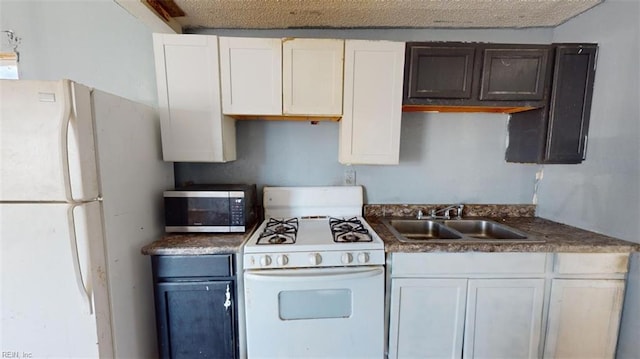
[230,197,245,226]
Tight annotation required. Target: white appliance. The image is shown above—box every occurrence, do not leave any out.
[0,80,174,358]
[243,186,385,358]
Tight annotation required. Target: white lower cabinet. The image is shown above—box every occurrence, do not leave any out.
[389,277,544,359]
[464,279,545,359]
[389,278,467,359]
[542,253,629,359]
[387,252,629,359]
[543,279,625,359]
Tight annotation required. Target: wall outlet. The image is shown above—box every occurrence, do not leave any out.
[344,168,356,185]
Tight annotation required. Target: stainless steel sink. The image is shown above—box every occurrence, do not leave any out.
[383,218,543,243]
[443,219,528,240]
[385,219,462,241]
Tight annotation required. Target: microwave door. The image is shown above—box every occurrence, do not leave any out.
[164,192,232,232]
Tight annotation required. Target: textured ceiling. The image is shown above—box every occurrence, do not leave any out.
[171,0,603,30]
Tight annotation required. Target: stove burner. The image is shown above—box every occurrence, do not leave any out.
[273,225,289,234]
[329,217,372,243]
[268,235,288,244]
[257,218,299,245]
[341,233,360,242]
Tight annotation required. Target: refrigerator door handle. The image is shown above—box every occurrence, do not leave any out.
[68,204,93,314]
[60,83,74,202]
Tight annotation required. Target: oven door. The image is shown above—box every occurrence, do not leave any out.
[244,266,384,358]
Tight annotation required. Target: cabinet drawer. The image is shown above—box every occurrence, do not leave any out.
[153,255,233,279]
[554,253,629,275]
[392,252,547,276]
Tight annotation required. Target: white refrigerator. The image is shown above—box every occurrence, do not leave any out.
[0,80,174,358]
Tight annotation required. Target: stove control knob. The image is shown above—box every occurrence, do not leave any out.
[341,253,353,264]
[276,255,289,266]
[260,255,272,267]
[309,253,322,265]
[357,252,370,264]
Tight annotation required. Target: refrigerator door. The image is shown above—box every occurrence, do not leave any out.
[92,89,173,358]
[0,80,99,202]
[0,201,110,358]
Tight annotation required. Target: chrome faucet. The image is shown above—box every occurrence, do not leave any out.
[429,203,464,220]
[416,209,424,219]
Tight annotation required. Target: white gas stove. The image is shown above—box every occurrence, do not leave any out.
[243,215,384,269]
[241,186,385,358]
[243,186,384,269]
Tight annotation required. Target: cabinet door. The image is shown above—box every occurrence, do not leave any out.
[282,38,344,116]
[340,40,405,165]
[219,37,282,115]
[152,34,236,162]
[405,45,475,99]
[479,47,550,101]
[464,279,545,359]
[543,279,624,359]
[155,280,236,359]
[544,44,597,163]
[388,278,467,359]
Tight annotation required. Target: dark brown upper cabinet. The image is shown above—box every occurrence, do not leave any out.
[506,44,598,164]
[406,45,475,99]
[403,43,553,113]
[479,48,549,101]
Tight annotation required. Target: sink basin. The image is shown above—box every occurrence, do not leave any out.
[443,219,528,240]
[383,218,542,243]
[384,219,462,241]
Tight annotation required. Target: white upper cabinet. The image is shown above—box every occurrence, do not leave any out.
[219,37,344,117]
[153,34,236,162]
[219,37,282,115]
[340,40,405,165]
[282,38,344,116]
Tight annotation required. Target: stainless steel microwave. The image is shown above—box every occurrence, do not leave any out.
[164,184,257,233]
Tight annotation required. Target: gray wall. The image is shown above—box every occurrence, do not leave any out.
[536,0,640,357]
[4,0,637,355]
[0,0,157,106]
[1,1,160,357]
[178,27,553,204]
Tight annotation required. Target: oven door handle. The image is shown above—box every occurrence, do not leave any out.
[245,267,383,282]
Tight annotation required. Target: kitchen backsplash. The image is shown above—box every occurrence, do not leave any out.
[175,114,539,204]
[364,204,536,218]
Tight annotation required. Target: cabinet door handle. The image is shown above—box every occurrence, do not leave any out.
[223,284,231,311]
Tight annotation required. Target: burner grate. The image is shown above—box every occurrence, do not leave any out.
[257,218,299,245]
[329,217,372,243]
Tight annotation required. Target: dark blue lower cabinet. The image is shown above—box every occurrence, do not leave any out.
[154,280,237,359]
[151,255,238,359]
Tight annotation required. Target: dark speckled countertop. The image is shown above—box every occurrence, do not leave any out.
[141,222,259,255]
[141,205,639,255]
[365,204,639,253]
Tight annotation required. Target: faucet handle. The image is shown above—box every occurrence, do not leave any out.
[457,204,465,219]
[444,208,452,219]
[416,210,424,219]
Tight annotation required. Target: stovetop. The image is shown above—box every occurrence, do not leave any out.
[243,216,385,269]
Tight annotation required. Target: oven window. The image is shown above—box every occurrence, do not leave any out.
[278,289,352,320]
